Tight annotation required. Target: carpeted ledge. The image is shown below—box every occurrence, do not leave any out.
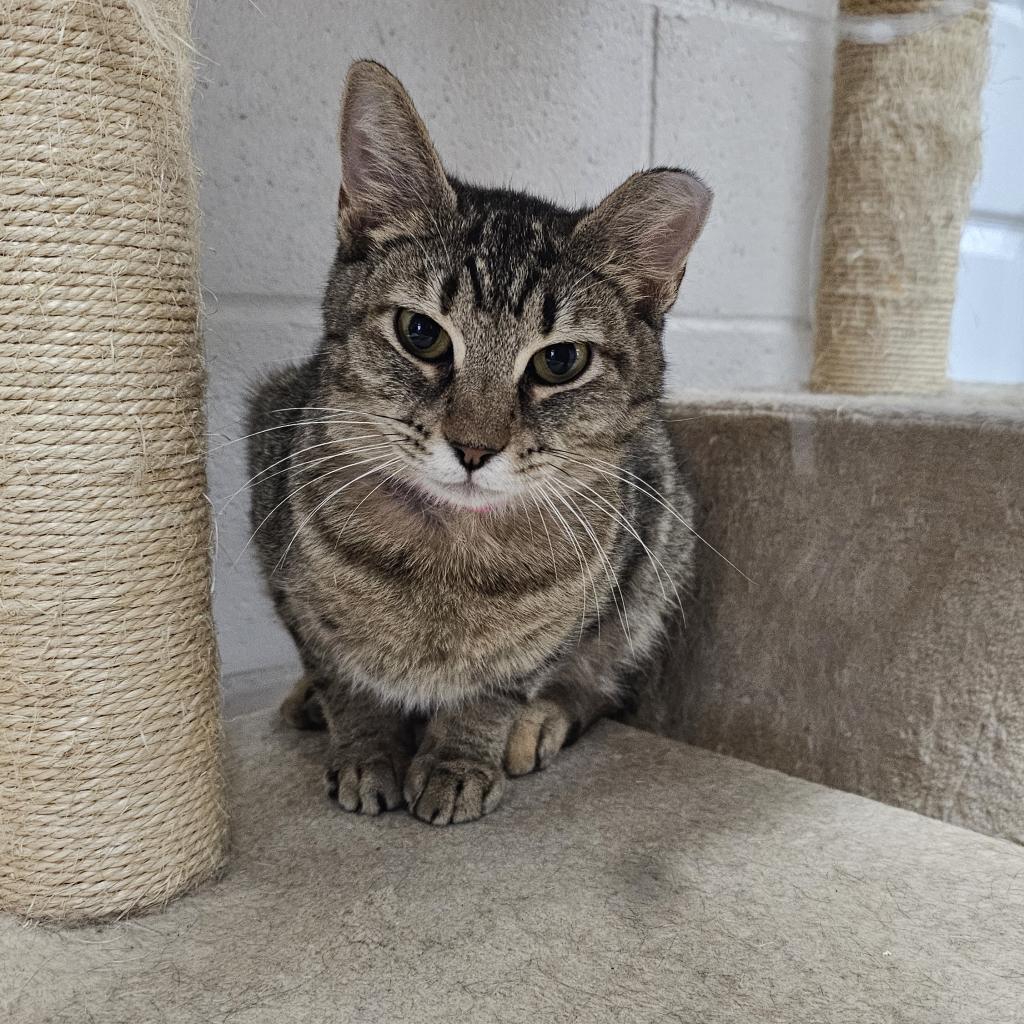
[648,391,1024,843]
[4,708,1022,1023]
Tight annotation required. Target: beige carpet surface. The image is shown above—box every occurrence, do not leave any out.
[3,708,1022,1023]
[654,394,1024,843]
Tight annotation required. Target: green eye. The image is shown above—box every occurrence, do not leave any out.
[530,342,590,385]
[396,309,452,361]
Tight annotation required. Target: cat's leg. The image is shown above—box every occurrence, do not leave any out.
[503,680,616,777]
[273,595,412,814]
[404,697,518,826]
[404,683,616,824]
[279,673,327,730]
[275,603,329,730]
[318,680,414,816]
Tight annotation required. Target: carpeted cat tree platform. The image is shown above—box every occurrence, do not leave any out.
[655,389,1024,846]
[5,704,1024,1023]
[4,0,1023,1020]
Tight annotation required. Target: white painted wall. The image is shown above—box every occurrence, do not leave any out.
[192,0,837,677]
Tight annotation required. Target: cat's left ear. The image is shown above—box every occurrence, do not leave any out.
[572,169,712,320]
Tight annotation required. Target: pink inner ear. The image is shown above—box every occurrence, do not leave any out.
[340,88,389,204]
[639,175,712,281]
[577,169,712,316]
[648,219,687,278]
[338,69,453,233]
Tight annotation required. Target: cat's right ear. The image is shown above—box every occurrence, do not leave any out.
[338,61,455,245]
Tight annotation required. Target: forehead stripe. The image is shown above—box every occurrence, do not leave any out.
[439,270,460,315]
[541,292,557,334]
[466,215,487,247]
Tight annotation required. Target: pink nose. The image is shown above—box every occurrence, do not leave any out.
[449,442,499,472]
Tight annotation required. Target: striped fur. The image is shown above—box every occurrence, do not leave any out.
[246,61,710,825]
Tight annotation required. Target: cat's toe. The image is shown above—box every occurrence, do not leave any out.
[504,699,574,777]
[404,757,505,826]
[326,754,404,816]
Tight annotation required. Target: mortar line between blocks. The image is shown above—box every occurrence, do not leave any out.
[735,0,836,22]
[667,314,813,331]
[202,292,322,319]
[647,4,660,167]
[655,0,836,27]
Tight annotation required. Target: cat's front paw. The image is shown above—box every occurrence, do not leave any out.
[325,745,406,816]
[404,755,506,826]
[280,674,326,730]
[504,699,575,777]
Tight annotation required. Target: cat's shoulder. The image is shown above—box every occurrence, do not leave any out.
[245,356,321,432]
[244,354,323,476]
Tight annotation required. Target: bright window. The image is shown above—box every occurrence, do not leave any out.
[949,0,1024,383]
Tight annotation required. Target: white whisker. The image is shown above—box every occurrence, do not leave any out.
[517,494,537,546]
[273,458,400,574]
[552,468,682,613]
[269,406,410,427]
[334,464,404,539]
[216,435,398,512]
[235,452,397,566]
[208,418,397,454]
[531,493,561,588]
[550,480,634,654]
[538,483,597,643]
[547,449,754,585]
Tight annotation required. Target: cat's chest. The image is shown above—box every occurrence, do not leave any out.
[288,510,591,684]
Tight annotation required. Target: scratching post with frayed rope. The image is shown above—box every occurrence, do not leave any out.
[0,0,226,921]
[812,0,989,395]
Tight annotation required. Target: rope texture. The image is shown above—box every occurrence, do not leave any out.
[812,0,989,395]
[0,0,226,921]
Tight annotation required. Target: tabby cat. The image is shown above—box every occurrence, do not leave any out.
[247,60,711,825]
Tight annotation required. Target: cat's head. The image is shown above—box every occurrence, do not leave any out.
[319,60,710,514]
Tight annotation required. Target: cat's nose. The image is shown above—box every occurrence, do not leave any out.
[448,440,500,472]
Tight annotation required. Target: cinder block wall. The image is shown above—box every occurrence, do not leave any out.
[194,0,837,677]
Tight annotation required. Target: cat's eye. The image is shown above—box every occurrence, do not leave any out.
[529,342,590,386]
[395,309,451,361]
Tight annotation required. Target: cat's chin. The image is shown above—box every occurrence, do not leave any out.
[420,479,514,515]
[390,475,515,516]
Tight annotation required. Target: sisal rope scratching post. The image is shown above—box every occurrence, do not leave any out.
[811,0,989,394]
[0,0,226,920]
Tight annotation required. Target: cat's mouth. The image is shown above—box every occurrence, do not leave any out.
[389,475,512,516]
[423,478,510,514]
